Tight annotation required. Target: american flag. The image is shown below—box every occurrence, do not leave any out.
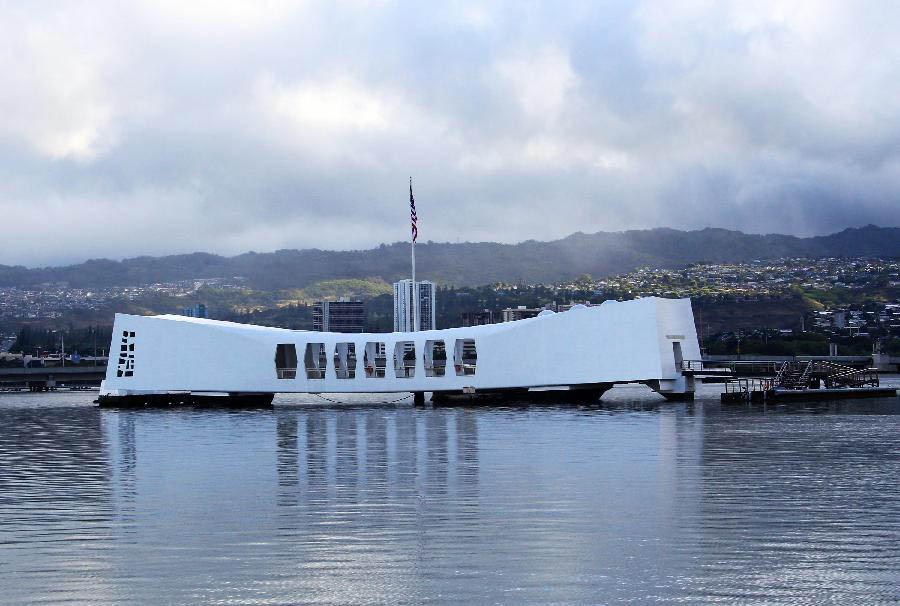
[409,178,418,243]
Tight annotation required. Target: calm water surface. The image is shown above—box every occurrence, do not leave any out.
[1,380,899,605]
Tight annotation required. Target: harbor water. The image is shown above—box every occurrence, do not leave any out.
[1,379,899,605]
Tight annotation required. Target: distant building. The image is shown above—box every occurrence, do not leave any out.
[182,303,208,319]
[462,309,496,326]
[313,299,365,333]
[393,280,436,332]
[501,306,542,322]
[555,301,594,313]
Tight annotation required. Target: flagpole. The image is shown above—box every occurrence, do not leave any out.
[410,177,418,332]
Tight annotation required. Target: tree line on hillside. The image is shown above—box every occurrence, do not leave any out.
[3,225,898,290]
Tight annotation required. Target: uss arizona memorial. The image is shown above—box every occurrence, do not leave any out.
[98,296,701,406]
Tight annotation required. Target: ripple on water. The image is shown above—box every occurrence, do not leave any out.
[0,384,898,605]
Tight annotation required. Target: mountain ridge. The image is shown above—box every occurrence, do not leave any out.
[2,225,898,289]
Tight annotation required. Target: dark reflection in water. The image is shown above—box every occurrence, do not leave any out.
[0,382,898,605]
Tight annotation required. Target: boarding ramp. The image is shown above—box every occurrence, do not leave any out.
[721,360,886,403]
[771,360,880,389]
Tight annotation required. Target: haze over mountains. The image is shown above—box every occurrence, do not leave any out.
[2,226,899,290]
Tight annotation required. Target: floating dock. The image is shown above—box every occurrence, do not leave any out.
[721,360,896,403]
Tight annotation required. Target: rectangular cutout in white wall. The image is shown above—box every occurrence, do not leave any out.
[425,340,446,377]
[304,343,327,379]
[394,341,415,378]
[334,343,357,379]
[454,339,477,376]
[275,344,297,379]
[364,342,386,378]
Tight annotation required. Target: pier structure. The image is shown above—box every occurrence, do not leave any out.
[717,359,894,403]
[0,365,107,391]
[96,297,702,407]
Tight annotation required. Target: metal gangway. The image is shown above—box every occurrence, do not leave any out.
[721,360,881,402]
[681,359,884,403]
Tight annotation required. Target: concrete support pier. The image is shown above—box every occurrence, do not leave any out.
[646,376,696,401]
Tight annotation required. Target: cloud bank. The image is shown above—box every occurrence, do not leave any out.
[2,0,899,266]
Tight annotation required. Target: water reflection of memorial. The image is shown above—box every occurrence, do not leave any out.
[275,408,480,508]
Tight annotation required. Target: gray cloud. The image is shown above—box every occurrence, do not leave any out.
[1,0,899,267]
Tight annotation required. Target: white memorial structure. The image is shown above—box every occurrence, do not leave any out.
[97,296,701,406]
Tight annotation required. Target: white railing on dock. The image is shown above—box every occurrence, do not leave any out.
[681,360,706,372]
[724,378,774,395]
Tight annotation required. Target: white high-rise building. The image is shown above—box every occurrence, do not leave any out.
[393,280,436,332]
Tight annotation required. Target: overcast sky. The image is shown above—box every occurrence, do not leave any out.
[2,1,899,267]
